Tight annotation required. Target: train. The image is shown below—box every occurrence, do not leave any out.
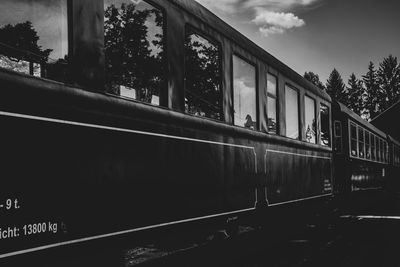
[0,0,399,262]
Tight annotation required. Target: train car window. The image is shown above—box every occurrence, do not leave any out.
[185,32,222,120]
[320,104,330,146]
[350,123,358,157]
[266,73,277,134]
[304,96,316,143]
[104,0,165,106]
[358,127,365,158]
[379,139,384,162]
[384,141,388,163]
[371,134,376,161]
[334,121,342,153]
[375,136,381,162]
[233,55,257,130]
[285,85,299,139]
[365,131,371,159]
[0,0,68,82]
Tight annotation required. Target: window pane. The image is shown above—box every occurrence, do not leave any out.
[365,131,371,159]
[379,139,383,162]
[320,104,330,146]
[0,0,68,82]
[285,85,299,139]
[267,96,277,133]
[334,121,342,153]
[185,33,222,120]
[105,0,165,105]
[267,73,277,96]
[350,123,357,156]
[371,135,376,161]
[233,56,257,130]
[304,96,316,143]
[376,136,380,161]
[358,127,364,158]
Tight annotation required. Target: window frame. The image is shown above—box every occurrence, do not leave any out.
[304,94,317,144]
[231,53,258,131]
[334,120,343,153]
[319,103,331,147]
[104,0,168,107]
[349,121,358,158]
[184,26,224,121]
[266,72,278,134]
[284,83,300,140]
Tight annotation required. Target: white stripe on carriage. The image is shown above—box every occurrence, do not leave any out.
[265,149,332,160]
[0,111,254,150]
[268,193,333,207]
[0,207,255,259]
[341,215,400,220]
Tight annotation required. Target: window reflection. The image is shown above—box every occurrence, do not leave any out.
[365,131,371,159]
[185,33,221,120]
[267,74,277,134]
[320,104,330,146]
[104,0,165,105]
[350,123,357,156]
[371,134,376,161]
[0,0,68,82]
[304,96,316,143]
[285,85,299,139]
[334,121,342,153]
[233,56,257,130]
[358,127,365,158]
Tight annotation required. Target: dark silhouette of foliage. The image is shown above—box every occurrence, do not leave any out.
[185,34,221,120]
[0,21,52,63]
[377,55,400,111]
[362,62,380,119]
[347,73,364,116]
[104,3,164,104]
[326,68,348,105]
[304,71,325,90]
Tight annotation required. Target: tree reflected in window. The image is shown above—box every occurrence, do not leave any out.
[320,104,331,146]
[0,1,68,82]
[104,0,165,106]
[185,33,222,120]
[305,96,316,143]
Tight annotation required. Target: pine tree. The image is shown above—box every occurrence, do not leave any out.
[304,71,325,91]
[362,62,380,119]
[326,68,348,105]
[377,55,400,111]
[347,73,364,116]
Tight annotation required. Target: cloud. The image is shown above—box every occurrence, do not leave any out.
[243,0,320,12]
[252,9,305,36]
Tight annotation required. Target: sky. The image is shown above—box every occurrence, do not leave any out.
[195,0,400,83]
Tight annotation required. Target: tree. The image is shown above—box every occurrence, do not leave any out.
[304,71,325,91]
[185,34,221,119]
[326,68,348,105]
[347,73,364,116]
[363,62,380,119]
[104,3,165,103]
[0,21,52,74]
[377,55,400,111]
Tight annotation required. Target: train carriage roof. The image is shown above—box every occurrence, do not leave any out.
[334,101,387,138]
[172,0,331,102]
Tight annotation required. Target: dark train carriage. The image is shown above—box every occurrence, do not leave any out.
[0,0,333,261]
[387,135,400,189]
[332,101,389,193]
